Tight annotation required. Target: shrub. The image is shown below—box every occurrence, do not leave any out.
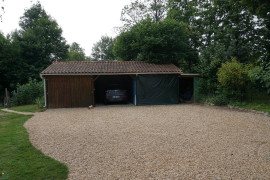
[217,58,251,91]
[11,79,44,106]
[249,63,270,94]
[216,57,252,101]
[204,94,229,106]
[35,96,45,110]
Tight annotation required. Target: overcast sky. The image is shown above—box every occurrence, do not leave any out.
[0,0,131,56]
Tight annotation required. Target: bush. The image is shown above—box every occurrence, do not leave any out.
[11,79,44,106]
[35,96,45,110]
[203,94,229,106]
[249,63,270,94]
[217,58,251,91]
[216,57,252,101]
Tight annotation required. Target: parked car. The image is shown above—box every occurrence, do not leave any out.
[105,89,128,104]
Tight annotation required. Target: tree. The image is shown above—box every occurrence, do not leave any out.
[64,42,87,61]
[167,0,201,52]
[166,0,266,97]
[148,0,167,22]
[249,63,270,94]
[236,0,270,19]
[212,0,263,63]
[168,0,264,63]
[16,2,69,80]
[0,32,28,90]
[196,43,227,95]
[114,18,198,71]
[91,36,115,61]
[167,0,198,24]
[233,0,270,62]
[120,0,167,30]
[120,0,147,30]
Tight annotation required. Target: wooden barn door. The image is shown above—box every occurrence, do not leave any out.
[46,76,94,108]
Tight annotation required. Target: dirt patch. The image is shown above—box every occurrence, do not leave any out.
[24,104,270,179]
[1,108,35,115]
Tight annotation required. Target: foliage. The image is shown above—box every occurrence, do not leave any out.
[91,35,115,61]
[249,63,270,94]
[217,58,251,91]
[120,0,147,30]
[35,96,45,110]
[11,79,44,106]
[199,58,252,104]
[235,0,270,62]
[167,0,201,51]
[16,2,69,80]
[196,43,227,96]
[237,0,270,19]
[1,2,69,90]
[64,42,87,61]
[114,18,198,71]
[203,94,229,106]
[167,0,197,24]
[0,33,25,90]
[168,0,266,63]
[0,112,68,179]
[229,89,270,113]
[166,0,267,101]
[120,0,167,30]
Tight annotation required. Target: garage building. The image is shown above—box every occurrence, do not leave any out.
[40,61,198,108]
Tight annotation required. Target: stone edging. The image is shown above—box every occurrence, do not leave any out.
[196,102,270,117]
[227,105,270,117]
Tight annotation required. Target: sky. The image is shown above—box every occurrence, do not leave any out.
[0,0,131,56]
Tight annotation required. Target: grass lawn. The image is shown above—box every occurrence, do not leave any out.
[229,91,270,113]
[8,104,43,113]
[0,110,68,179]
[229,101,270,113]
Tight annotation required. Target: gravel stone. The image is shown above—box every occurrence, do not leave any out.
[24,104,270,179]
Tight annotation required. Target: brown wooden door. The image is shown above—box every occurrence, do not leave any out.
[46,76,94,108]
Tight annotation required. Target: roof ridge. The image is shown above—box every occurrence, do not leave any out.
[53,61,151,64]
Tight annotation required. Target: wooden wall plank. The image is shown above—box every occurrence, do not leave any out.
[46,76,93,108]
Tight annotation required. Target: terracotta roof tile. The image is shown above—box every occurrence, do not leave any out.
[40,61,182,75]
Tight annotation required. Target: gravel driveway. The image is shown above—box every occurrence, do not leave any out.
[25,104,270,179]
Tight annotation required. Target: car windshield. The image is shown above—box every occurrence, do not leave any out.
[107,84,122,90]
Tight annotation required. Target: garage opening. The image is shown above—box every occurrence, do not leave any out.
[179,77,194,102]
[94,75,135,105]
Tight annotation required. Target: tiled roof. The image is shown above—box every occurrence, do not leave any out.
[41,61,182,75]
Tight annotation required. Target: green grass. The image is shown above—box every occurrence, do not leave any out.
[8,104,43,113]
[229,101,270,113]
[229,91,270,113]
[0,110,68,179]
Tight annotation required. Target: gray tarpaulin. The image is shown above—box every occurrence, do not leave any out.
[136,74,179,105]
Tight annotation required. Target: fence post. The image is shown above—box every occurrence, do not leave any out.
[4,88,10,107]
